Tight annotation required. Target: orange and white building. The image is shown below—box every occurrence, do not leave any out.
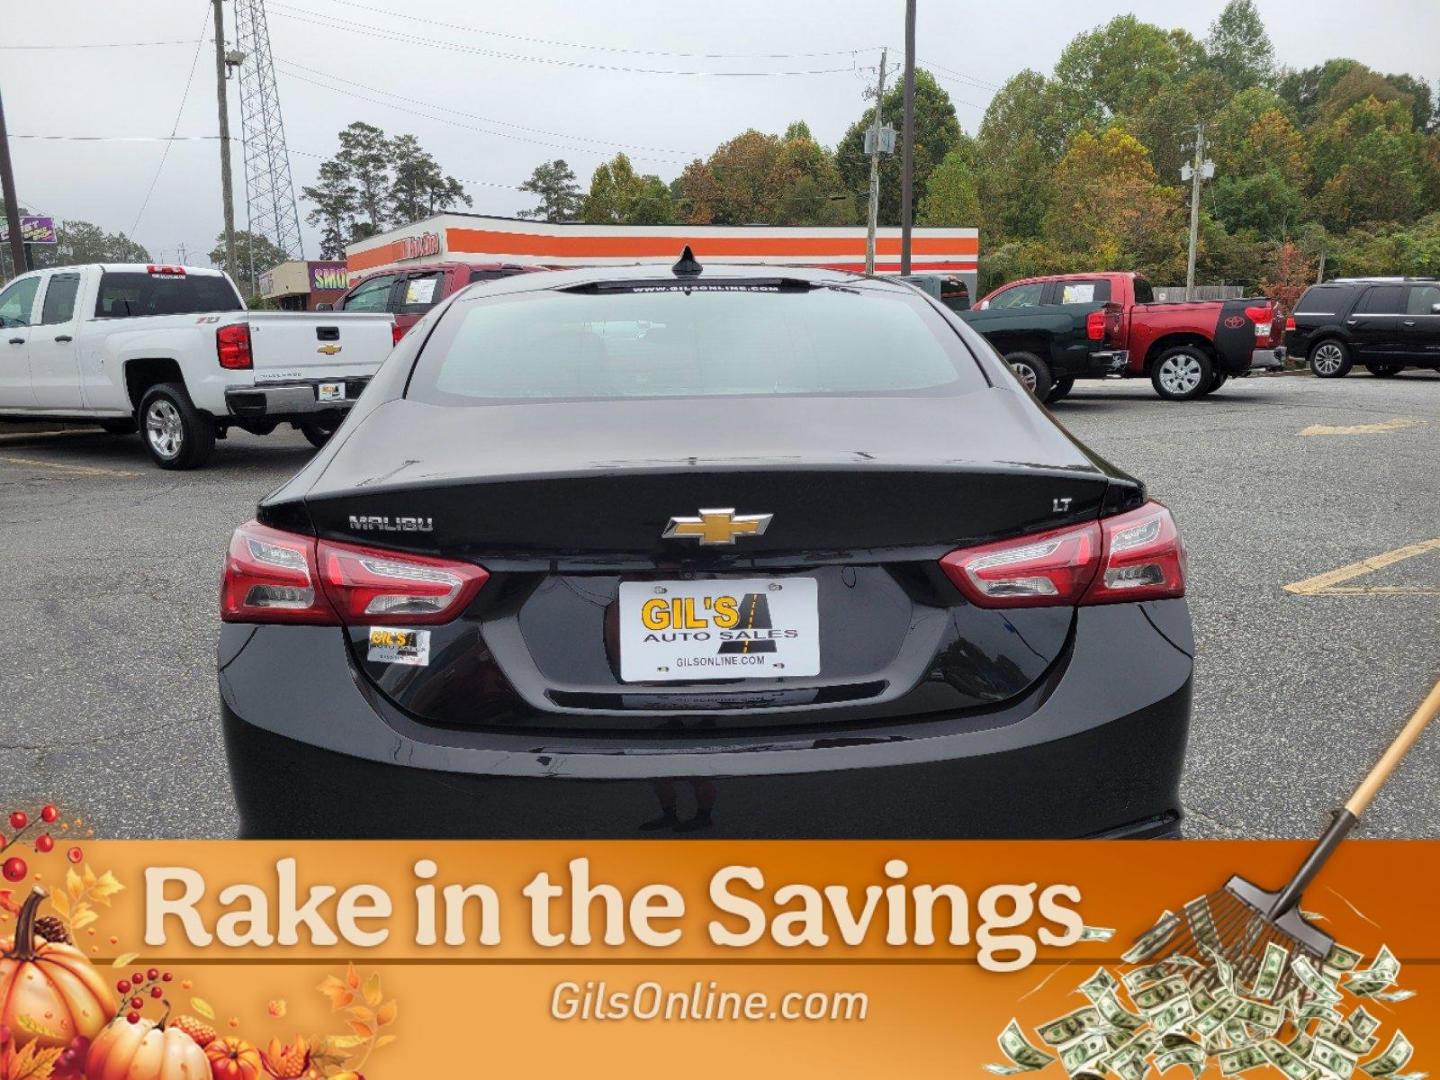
[345,213,978,292]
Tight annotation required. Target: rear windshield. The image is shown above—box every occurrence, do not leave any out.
[1295,286,1355,314]
[408,284,985,404]
[94,272,241,319]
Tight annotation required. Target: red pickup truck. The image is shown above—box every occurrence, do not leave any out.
[332,261,547,338]
[964,272,1278,401]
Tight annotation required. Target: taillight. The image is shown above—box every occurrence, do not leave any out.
[1085,310,1105,341]
[939,501,1185,608]
[391,322,406,346]
[221,521,488,625]
[217,323,253,370]
[1245,304,1273,340]
[1285,315,1297,332]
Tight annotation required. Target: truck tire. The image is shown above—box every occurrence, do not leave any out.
[1150,345,1213,401]
[1365,362,1402,378]
[300,419,338,449]
[1047,376,1075,402]
[1004,351,1053,401]
[1202,371,1229,395]
[1308,339,1352,378]
[139,382,216,470]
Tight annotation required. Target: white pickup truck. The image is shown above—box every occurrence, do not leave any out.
[0,263,396,468]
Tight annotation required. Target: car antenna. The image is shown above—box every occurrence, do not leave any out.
[672,245,703,276]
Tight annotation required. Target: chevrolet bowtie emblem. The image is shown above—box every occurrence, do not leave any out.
[662,508,773,546]
[316,343,342,355]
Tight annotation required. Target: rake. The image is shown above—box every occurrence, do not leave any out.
[1135,678,1440,1005]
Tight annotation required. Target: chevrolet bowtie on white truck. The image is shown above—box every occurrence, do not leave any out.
[0,263,397,468]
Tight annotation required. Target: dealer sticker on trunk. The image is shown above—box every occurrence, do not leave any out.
[617,578,819,683]
[367,627,430,666]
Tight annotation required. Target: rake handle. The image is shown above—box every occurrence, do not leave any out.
[1272,678,1440,918]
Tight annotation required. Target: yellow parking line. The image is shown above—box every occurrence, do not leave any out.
[1284,538,1440,596]
[0,455,138,478]
[1299,418,1425,436]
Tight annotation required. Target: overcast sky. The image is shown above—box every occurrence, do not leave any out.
[5,0,1437,263]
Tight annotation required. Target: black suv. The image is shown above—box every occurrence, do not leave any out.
[1287,277,1440,378]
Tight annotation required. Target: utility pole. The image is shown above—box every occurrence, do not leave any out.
[899,0,917,276]
[213,0,238,281]
[0,83,26,279]
[1183,124,1210,302]
[864,48,889,276]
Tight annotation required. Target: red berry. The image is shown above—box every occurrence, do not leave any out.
[116,980,130,994]
[147,967,159,981]
[130,996,143,1010]
[40,805,58,824]
[2,857,26,882]
[35,835,53,853]
[126,1012,140,1025]
[150,986,163,999]
[161,972,173,982]
[131,972,144,985]
[66,846,82,864]
[8,812,26,831]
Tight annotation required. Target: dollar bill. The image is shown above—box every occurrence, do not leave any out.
[1193,997,1242,1038]
[1263,1038,1320,1080]
[1186,897,1221,952]
[1325,943,1365,973]
[1251,941,1290,1001]
[1079,925,1116,942]
[1345,946,1400,995]
[1220,1045,1269,1076]
[1293,954,1345,1005]
[1156,1044,1206,1078]
[1349,1007,1382,1038]
[1078,967,1119,1003]
[1060,1033,1111,1076]
[1361,1032,1413,1078]
[1094,990,1146,1033]
[988,1019,1057,1075]
[1133,974,1189,1013]
[1203,943,1237,993]
[1319,1021,1379,1057]
[1313,1037,1360,1080]
[1366,989,1416,1003]
[1233,998,1284,1033]
[1123,911,1180,965]
[1123,963,1171,992]
[1150,994,1196,1033]
[1289,1032,1314,1058]
[1037,1006,1104,1047]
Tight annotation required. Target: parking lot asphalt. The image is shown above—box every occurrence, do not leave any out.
[1,370,1437,840]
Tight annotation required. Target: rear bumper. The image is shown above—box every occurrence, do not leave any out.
[218,601,1193,839]
[224,378,369,419]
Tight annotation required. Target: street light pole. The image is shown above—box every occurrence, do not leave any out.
[1184,124,1206,302]
[865,48,888,276]
[900,0,916,276]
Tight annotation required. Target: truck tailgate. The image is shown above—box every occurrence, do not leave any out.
[244,312,394,382]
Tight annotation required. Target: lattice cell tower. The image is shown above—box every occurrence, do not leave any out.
[233,0,304,264]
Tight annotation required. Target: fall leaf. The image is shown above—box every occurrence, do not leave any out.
[317,976,354,1011]
[45,893,66,919]
[344,1007,372,1024]
[375,1001,397,1027]
[344,963,360,990]
[346,1021,373,1041]
[267,999,287,1018]
[14,1015,63,1041]
[111,952,138,968]
[65,869,82,902]
[322,1035,365,1053]
[70,908,98,932]
[361,973,382,1008]
[3,1041,63,1080]
[191,998,216,1020]
[374,1034,397,1050]
[90,870,124,905]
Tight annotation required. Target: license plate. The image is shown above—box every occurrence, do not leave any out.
[317,382,346,402]
[617,578,819,682]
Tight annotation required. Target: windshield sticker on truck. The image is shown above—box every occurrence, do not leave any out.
[1062,283,1095,303]
[405,278,439,305]
[367,627,430,667]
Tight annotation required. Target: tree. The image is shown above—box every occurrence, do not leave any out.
[517,159,583,222]
[39,220,149,267]
[918,138,980,226]
[301,160,358,259]
[388,134,471,224]
[1212,171,1301,238]
[208,230,288,296]
[1204,0,1275,92]
[335,121,393,236]
[679,130,785,224]
[835,70,960,226]
[1053,16,1201,124]
[1310,97,1433,229]
[772,123,856,225]
[581,153,675,225]
[972,72,1066,244]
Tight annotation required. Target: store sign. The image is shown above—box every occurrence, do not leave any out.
[308,261,348,291]
[0,215,58,244]
[400,231,440,260]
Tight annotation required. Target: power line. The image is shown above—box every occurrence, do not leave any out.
[130,0,212,238]
[265,5,859,77]
[307,0,878,60]
[0,39,199,50]
[916,57,999,92]
[272,58,699,162]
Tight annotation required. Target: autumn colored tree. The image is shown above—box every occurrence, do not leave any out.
[582,153,675,225]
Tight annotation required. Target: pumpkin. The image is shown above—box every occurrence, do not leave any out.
[206,1036,263,1080]
[86,1014,210,1080]
[0,887,115,1049]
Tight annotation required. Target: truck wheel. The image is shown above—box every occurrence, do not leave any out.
[1365,362,1403,378]
[99,419,137,435]
[1308,340,1352,378]
[1047,377,1074,402]
[300,420,338,449]
[139,383,215,470]
[1004,352,1053,401]
[1150,346,1213,401]
[1202,371,1229,395]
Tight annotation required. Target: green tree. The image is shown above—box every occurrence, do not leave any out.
[917,137,980,226]
[772,123,855,225]
[1212,171,1301,238]
[335,121,393,236]
[388,134,471,224]
[36,220,150,267]
[582,153,675,225]
[1310,97,1433,228]
[1053,16,1201,124]
[1203,0,1275,92]
[208,230,288,297]
[517,159,583,222]
[835,70,960,226]
[301,160,358,259]
[972,71,1066,244]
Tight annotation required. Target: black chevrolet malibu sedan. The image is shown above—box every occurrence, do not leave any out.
[219,256,1192,839]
